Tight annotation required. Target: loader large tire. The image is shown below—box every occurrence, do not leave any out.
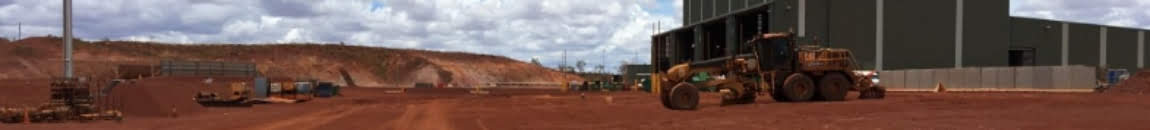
[859,87,886,99]
[815,73,850,101]
[659,83,674,109]
[770,87,791,102]
[780,73,816,102]
[666,83,699,110]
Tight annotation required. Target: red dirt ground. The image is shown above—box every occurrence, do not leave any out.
[1110,70,1150,94]
[2,84,1148,129]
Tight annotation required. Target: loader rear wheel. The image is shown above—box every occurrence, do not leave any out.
[859,87,886,99]
[815,73,850,101]
[666,83,699,110]
[770,85,791,102]
[659,83,673,109]
[780,73,816,102]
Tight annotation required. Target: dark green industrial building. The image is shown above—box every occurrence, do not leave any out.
[652,0,1149,73]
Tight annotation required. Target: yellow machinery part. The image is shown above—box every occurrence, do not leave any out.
[561,81,569,93]
[651,74,661,94]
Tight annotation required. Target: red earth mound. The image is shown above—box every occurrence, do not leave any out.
[1110,70,1150,94]
[0,79,50,106]
[107,76,267,117]
[0,37,582,87]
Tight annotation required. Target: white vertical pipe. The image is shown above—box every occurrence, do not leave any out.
[876,0,884,71]
[686,0,690,24]
[1061,23,1069,66]
[63,0,74,78]
[955,0,964,68]
[1101,27,1108,68]
[1139,31,1145,68]
[799,0,806,37]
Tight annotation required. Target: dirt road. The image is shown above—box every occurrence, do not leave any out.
[2,88,1149,129]
[385,99,456,130]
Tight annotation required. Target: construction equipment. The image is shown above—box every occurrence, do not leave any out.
[194,82,254,107]
[1,77,122,123]
[657,33,886,110]
[313,82,340,97]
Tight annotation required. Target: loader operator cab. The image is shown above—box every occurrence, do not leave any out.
[749,33,795,71]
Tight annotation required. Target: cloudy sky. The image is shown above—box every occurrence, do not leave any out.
[0,0,1146,73]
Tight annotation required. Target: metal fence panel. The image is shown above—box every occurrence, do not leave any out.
[962,68,981,88]
[947,69,966,88]
[1015,67,1034,89]
[161,60,257,76]
[881,70,905,88]
[1071,66,1097,89]
[887,66,1096,90]
[997,67,1016,88]
[980,68,998,89]
[1034,66,1055,89]
[254,77,268,98]
[1053,66,1073,89]
[906,69,922,89]
[918,69,933,89]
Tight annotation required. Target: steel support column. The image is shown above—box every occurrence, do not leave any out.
[876,0,884,71]
[63,0,74,78]
[955,0,964,68]
[1061,23,1069,66]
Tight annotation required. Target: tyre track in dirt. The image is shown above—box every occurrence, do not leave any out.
[14,58,47,77]
[244,104,377,130]
[384,99,457,130]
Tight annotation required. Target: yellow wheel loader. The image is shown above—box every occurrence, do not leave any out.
[658,33,885,110]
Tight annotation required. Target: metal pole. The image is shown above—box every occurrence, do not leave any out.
[562,49,567,71]
[876,0,884,71]
[17,22,20,39]
[64,0,74,78]
[955,0,964,68]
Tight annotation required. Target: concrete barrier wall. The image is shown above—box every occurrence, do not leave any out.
[1015,67,1034,89]
[877,66,1096,90]
[879,70,905,88]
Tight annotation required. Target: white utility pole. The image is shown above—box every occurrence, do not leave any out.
[17,22,21,39]
[63,0,74,78]
[562,49,567,71]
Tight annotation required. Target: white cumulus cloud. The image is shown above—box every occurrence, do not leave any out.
[0,0,681,73]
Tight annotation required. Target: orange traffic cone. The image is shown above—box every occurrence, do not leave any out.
[934,82,947,93]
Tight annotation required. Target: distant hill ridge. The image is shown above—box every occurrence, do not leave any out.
[0,36,582,87]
